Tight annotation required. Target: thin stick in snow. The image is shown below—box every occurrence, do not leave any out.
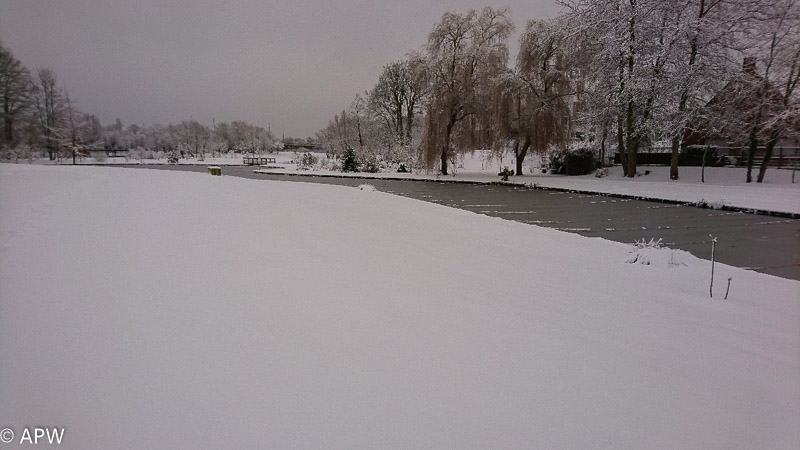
[725,277,732,300]
[710,235,717,298]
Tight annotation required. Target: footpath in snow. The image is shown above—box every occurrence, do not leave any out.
[1,164,798,448]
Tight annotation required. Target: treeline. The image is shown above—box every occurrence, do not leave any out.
[317,1,799,181]
[4,1,797,181]
[0,41,282,162]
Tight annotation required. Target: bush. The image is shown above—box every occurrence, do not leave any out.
[563,148,596,175]
[362,155,380,173]
[549,153,565,174]
[167,151,180,164]
[550,148,596,175]
[296,152,317,170]
[678,147,723,166]
[341,147,359,172]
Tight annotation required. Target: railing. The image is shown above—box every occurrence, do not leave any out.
[242,157,277,165]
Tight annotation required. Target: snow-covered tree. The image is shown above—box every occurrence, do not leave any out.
[33,68,66,160]
[494,17,576,175]
[418,7,513,175]
[562,0,774,180]
[739,0,800,183]
[657,0,758,180]
[368,59,423,143]
[567,0,678,177]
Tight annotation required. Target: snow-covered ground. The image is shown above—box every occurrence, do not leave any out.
[527,165,800,215]
[1,164,798,448]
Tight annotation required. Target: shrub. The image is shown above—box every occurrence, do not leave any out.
[341,147,359,172]
[167,151,180,164]
[550,149,596,175]
[626,238,688,268]
[362,155,380,173]
[563,148,596,175]
[548,153,565,174]
[296,152,317,170]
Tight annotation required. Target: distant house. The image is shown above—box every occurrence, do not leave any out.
[682,58,800,168]
[88,148,130,159]
[282,140,322,151]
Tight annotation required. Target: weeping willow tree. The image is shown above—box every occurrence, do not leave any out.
[418,7,513,175]
[493,18,574,176]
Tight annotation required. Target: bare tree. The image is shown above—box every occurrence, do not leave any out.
[418,7,513,175]
[0,42,34,146]
[667,0,746,180]
[33,68,66,160]
[63,91,84,163]
[368,60,423,143]
[744,1,800,183]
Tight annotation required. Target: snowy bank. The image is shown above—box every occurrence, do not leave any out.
[253,151,800,215]
[28,148,800,214]
[1,164,798,448]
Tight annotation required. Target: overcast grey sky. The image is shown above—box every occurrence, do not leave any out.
[0,0,562,138]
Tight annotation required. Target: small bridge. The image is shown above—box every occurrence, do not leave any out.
[242,156,277,165]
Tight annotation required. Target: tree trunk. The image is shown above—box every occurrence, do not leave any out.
[757,126,781,183]
[441,120,453,175]
[745,105,764,183]
[4,117,13,144]
[670,134,680,180]
[440,144,448,175]
[515,136,530,175]
[618,120,628,177]
[626,144,637,177]
[599,122,608,168]
[405,105,414,143]
[746,124,758,183]
[626,131,639,178]
[701,146,708,183]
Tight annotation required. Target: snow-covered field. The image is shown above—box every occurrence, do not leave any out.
[1,164,798,448]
